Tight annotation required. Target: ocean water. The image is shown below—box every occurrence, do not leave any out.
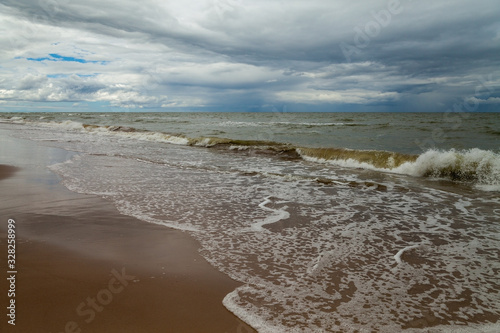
[1,112,499,332]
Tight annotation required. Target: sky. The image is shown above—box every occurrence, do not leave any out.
[0,0,499,112]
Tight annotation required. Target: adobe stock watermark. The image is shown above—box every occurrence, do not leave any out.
[255,104,288,143]
[414,73,497,151]
[6,219,17,326]
[50,267,136,333]
[213,0,241,20]
[340,0,411,62]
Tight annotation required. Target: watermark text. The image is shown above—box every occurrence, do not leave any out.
[6,219,17,326]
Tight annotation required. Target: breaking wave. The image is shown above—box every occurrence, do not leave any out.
[299,147,500,190]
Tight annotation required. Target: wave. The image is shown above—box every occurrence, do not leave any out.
[0,116,26,124]
[299,147,500,190]
[9,118,500,190]
[397,149,500,185]
[40,120,192,145]
[297,147,417,169]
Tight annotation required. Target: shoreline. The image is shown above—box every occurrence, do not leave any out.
[0,134,255,332]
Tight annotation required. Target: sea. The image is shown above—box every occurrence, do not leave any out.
[1,112,499,332]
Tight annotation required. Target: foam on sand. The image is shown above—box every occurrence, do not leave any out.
[394,243,425,265]
[251,196,290,232]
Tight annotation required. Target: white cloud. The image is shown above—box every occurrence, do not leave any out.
[275,89,399,104]
[467,97,500,105]
[0,0,499,111]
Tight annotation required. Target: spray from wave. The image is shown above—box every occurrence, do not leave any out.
[397,148,500,189]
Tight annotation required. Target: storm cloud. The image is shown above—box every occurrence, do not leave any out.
[1,0,499,112]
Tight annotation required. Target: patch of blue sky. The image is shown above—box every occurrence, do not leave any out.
[46,73,100,79]
[77,73,99,77]
[26,56,53,62]
[26,53,108,65]
[46,74,69,78]
[49,53,88,63]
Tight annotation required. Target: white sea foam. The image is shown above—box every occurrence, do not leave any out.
[41,119,86,131]
[393,244,423,265]
[193,137,215,147]
[223,288,295,333]
[395,148,500,179]
[475,184,500,191]
[117,131,189,145]
[36,120,191,145]
[250,196,290,231]
[229,145,249,151]
[0,116,26,124]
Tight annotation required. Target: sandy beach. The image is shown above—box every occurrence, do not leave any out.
[0,132,255,332]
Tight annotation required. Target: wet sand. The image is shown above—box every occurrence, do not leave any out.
[0,137,255,333]
[0,164,19,181]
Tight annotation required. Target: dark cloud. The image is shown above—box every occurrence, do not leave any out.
[0,0,499,111]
